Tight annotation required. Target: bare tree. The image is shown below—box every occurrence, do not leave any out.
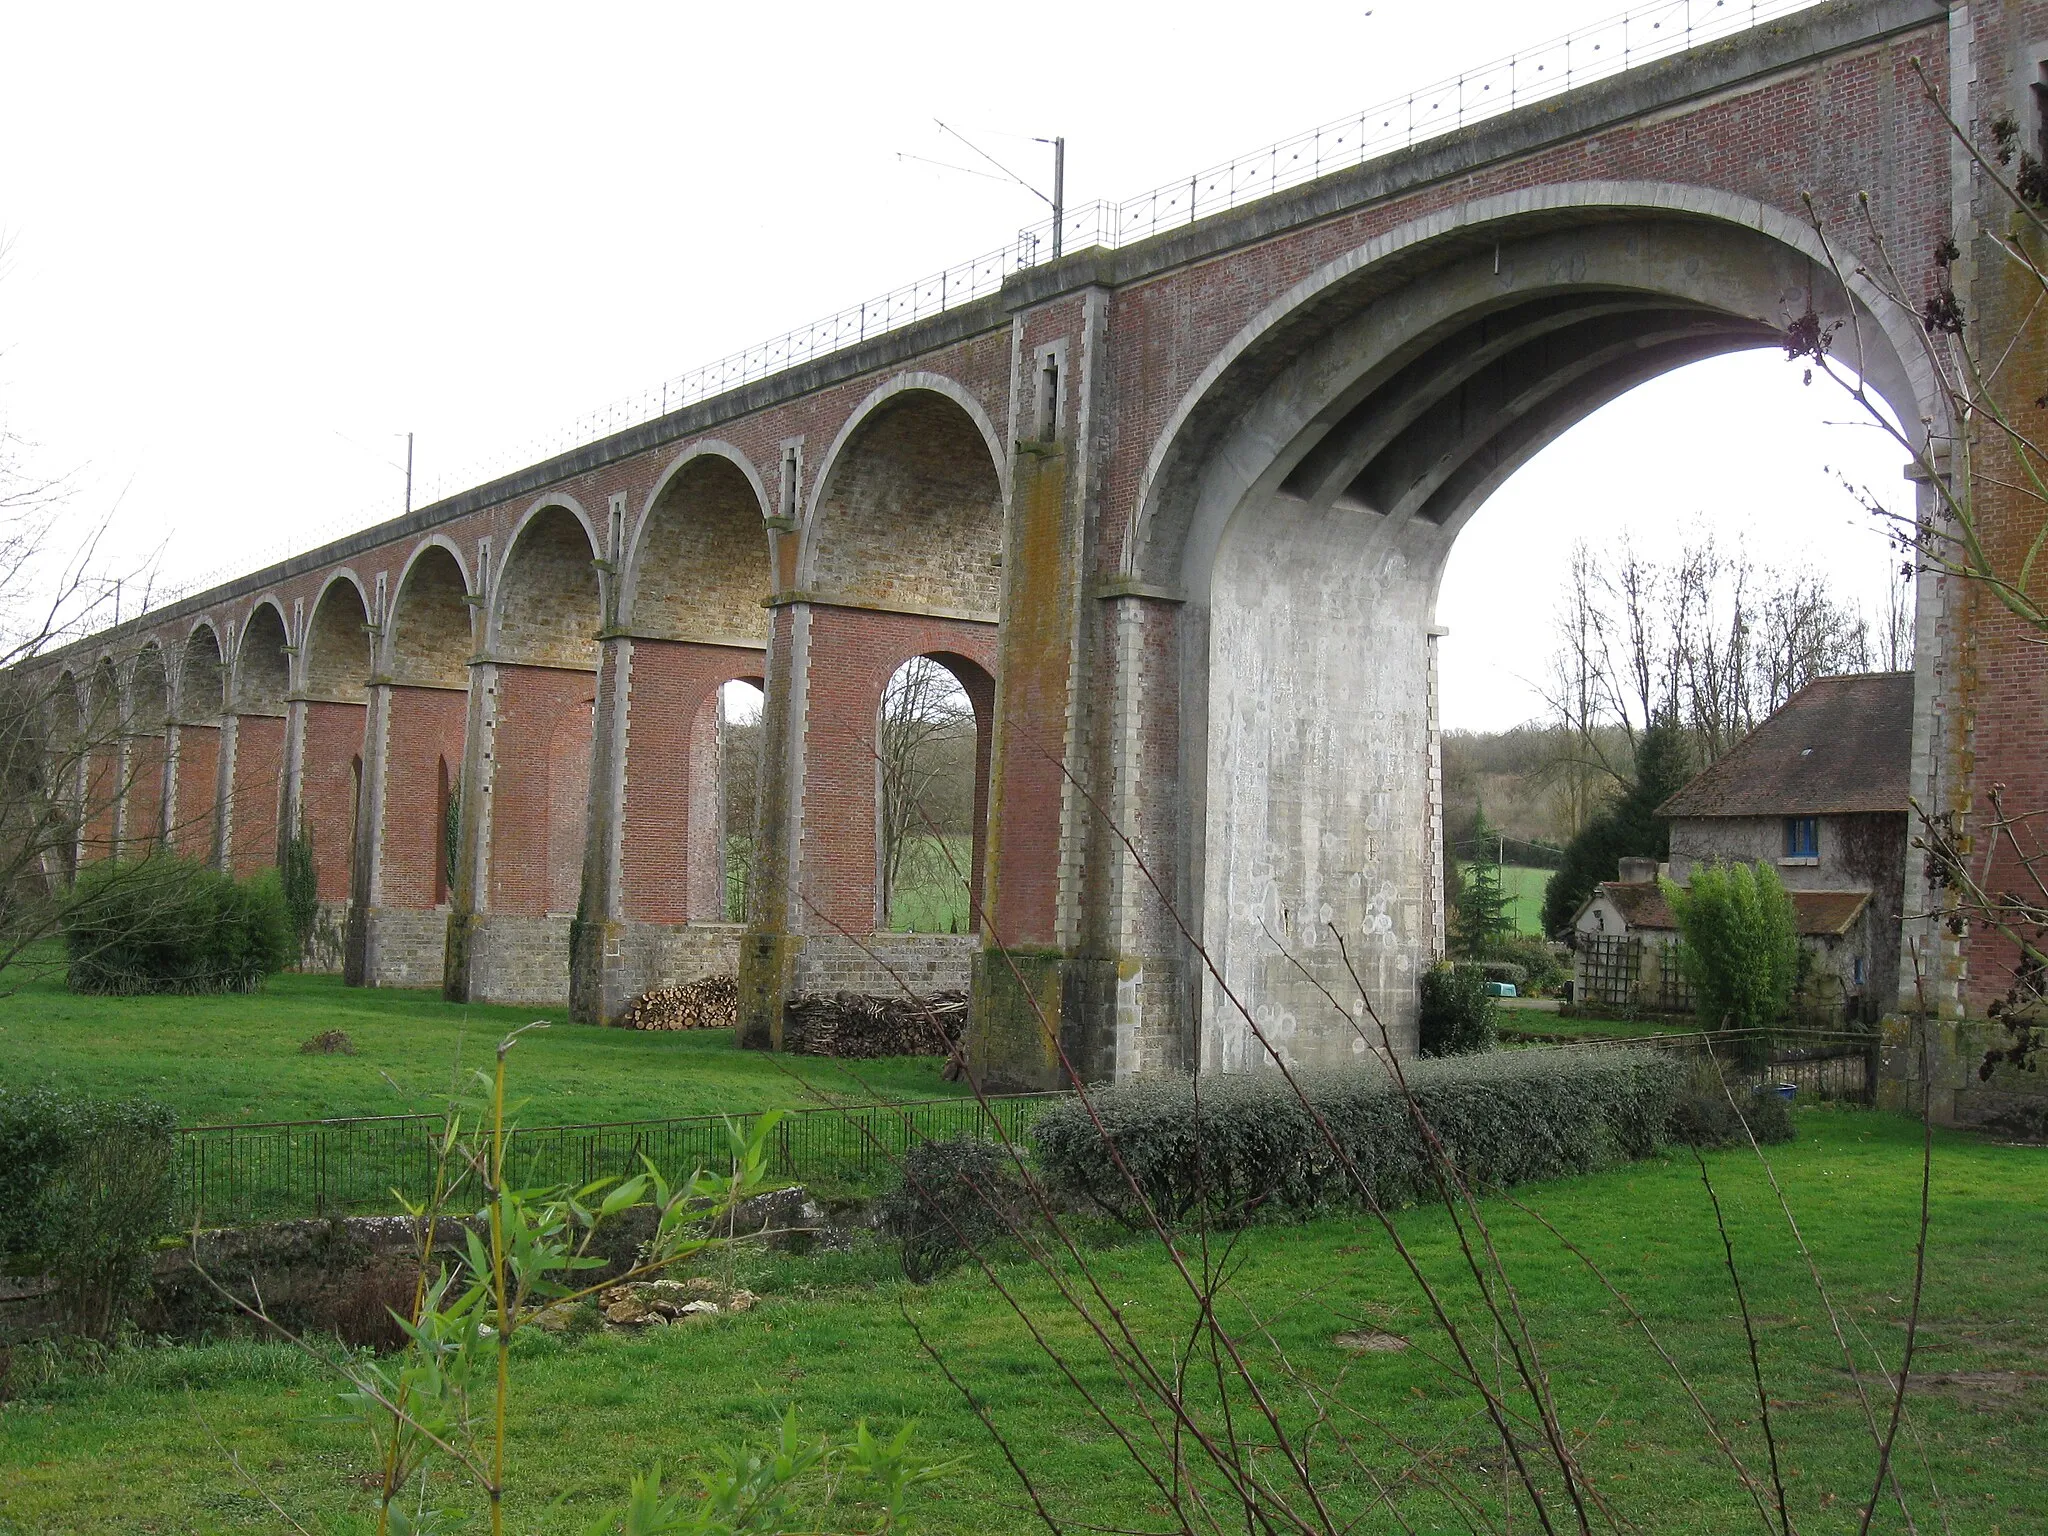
[0,376,197,979]
[1877,564,1916,673]
[876,656,976,929]
[1543,527,1892,798]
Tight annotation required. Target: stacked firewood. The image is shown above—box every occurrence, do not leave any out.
[782,989,968,1059]
[620,974,739,1031]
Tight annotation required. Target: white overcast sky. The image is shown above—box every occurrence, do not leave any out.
[1,0,1904,728]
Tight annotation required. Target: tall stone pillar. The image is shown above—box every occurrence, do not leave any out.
[343,679,393,985]
[280,695,308,866]
[738,597,811,1048]
[443,658,499,1002]
[570,634,632,1022]
[970,285,1116,1089]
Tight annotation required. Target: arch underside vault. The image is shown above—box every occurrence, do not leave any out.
[1135,208,1923,1074]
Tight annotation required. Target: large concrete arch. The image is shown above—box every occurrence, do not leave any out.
[1129,183,1934,588]
[1121,185,1931,1075]
[800,375,1008,617]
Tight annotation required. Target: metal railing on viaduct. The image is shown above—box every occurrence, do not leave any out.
[158,0,1825,597]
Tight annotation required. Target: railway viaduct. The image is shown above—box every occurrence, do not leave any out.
[37,0,2044,1086]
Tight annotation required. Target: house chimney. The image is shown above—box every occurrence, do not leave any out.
[1617,856,1660,885]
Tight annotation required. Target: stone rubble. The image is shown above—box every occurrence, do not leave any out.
[560,1275,760,1333]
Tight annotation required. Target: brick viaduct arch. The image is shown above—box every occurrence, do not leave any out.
[43,0,2038,1080]
[227,599,291,877]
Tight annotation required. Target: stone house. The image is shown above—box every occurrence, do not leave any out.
[1572,673,1912,1021]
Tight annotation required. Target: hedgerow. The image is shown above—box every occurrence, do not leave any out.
[1032,1049,1688,1223]
[0,1087,178,1339]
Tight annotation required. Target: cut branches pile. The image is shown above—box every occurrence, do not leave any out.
[783,989,966,1058]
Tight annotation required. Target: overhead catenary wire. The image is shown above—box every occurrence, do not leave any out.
[154,0,1821,608]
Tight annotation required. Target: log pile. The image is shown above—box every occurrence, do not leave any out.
[620,974,739,1031]
[782,990,968,1059]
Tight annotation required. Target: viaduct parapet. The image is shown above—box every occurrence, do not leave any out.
[38,0,2042,1084]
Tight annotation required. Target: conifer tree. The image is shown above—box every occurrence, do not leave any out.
[1451,805,1515,956]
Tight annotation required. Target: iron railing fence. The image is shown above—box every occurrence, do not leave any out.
[174,1093,1062,1229]
[148,0,1826,609]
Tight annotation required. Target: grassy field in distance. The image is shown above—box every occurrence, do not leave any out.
[1460,862,1554,936]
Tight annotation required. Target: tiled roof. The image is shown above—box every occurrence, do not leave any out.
[1600,881,1675,930]
[1588,881,1870,938]
[1658,672,1912,818]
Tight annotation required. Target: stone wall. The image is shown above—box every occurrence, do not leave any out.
[467,912,573,1006]
[596,920,745,1020]
[794,932,976,999]
[360,905,450,989]
[1877,1015,2048,1131]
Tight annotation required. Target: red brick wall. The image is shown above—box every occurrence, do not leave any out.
[378,686,467,909]
[301,701,367,902]
[1096,27,1953,572]
[797,605,997,936]
[228,716,285,875]
[172,725,219,860]
[125,735,167,852]
[1953,0,2048,1012]
[620,640,763,923]
[489,666,594,917]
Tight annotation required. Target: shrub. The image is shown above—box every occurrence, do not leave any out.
[1031,1050,1687,1224]
[1482,933,1568,996]
[63,854,292,994]
[1418,964,1498,1056]
[1664,1058,1797,1148]
[872,1136,1023,1282]
[1665,862,1799,1060]
[0,1088,178,1339]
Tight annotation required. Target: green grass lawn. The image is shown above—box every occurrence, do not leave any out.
[4,1110,2041,1532]
[1498,1006,1687,1040]
[0,966,966,1128]
[888,833,974,935]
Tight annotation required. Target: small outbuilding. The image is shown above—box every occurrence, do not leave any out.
[1570,672,1912,1021]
